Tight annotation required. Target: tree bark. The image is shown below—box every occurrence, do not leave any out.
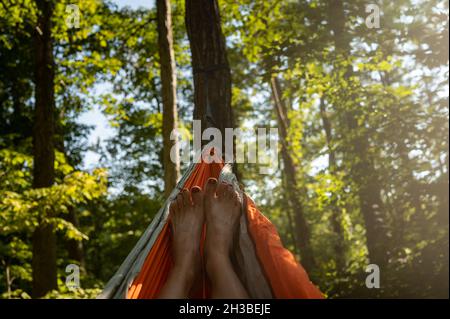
[270,76,316,272]
[157,0,180,196]
[32,0,57,297]
[185,0,233,155]
[281,173,299,255]
[328,0,388,266]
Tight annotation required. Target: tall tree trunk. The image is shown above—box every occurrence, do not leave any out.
[32,0,57,298]
[319,97,345,272]
[270,76,316,272]
[281,173,299,256]
[328,0,388,266]
[185,0,233,154]
[157,0,180,197]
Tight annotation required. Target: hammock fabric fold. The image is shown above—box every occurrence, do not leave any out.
[99,159,323,299]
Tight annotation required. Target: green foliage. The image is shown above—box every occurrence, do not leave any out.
[0,146,108,296]
[0,149,107,236]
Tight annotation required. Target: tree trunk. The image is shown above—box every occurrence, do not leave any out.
[319,97,345,272]
[32,0,57,297]
[185,0,233,154]
[270,76,316,272]
[328,0,388,266]
[281,173,299,255]
[157,0,180,197]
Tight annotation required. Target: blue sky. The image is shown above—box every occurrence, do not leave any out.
[114,0,153,9]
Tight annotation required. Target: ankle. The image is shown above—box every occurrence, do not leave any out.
[205,251,232,278]
[172,261,197,287]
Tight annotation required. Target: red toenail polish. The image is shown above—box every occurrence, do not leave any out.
[192,187,200,193]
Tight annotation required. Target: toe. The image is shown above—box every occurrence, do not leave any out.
[226,184,234,199]
[181,188,191,206]
[233,191,241,206]
[169,200,177,214]
[176,193,184,210]
[216,182,228,199]
[205,178,218,197]
[191,186,203,206]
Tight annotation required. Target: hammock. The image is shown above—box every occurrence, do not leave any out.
[98,157,323,299]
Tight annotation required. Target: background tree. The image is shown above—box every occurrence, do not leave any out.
[157,0,180,196]
[32,0,57,297]
[270,75,316,272]
[185,0,233,150]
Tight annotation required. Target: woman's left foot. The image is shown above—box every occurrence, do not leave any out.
[169,187,204,284]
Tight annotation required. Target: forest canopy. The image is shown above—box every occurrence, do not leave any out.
[0,0,448,298]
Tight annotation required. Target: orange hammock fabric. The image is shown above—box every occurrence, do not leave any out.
[127,161,323,299]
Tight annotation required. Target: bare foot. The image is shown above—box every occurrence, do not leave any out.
[203,178,248,298]
[169,187,204,286]
[204,178,241,265]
